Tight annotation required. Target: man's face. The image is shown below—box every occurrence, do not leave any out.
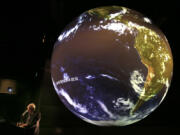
[28,106,34,114]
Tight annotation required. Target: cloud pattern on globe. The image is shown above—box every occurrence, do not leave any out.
[51,6,173,126]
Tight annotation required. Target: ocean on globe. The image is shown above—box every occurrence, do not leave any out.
[51,6,173,126]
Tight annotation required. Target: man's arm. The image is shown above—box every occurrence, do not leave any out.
[31,112,41,128]
[17,111,27,127]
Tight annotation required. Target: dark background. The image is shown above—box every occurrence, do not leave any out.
[0,0,179,135]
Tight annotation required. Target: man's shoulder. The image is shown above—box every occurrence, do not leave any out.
[36,111,41,115]
[34,111,41,119]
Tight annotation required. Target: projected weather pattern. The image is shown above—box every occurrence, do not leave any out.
[51,6,173,126]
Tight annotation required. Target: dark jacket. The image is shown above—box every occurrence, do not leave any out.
[20,111,41,135]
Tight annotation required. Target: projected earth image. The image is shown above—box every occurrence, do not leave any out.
[51,6,173,126]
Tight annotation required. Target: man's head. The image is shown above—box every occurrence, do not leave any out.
[27,103,36,114]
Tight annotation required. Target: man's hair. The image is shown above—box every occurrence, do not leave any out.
[27,103,36,111]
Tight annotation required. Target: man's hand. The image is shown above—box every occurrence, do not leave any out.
[17,123,28,128]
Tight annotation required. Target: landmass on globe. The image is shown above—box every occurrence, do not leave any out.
[51,6,173,126]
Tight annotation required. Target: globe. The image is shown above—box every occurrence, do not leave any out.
[51,6,173,126]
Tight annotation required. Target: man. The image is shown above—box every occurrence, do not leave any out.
[17,103,41,135]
